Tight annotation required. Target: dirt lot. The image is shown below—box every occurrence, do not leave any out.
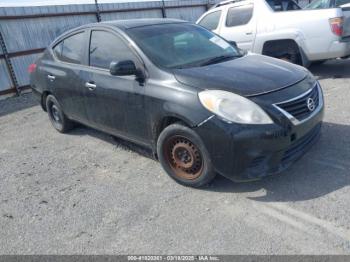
[0,59,349,255]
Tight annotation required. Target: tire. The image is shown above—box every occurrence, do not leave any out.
[263,41,302,65]
[278,46,301,65]
[46,95,74,133]
[157,123,216,187]
[311,60,327,66]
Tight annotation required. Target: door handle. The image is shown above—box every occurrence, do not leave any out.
[246,32,253,35]
[48,75,56,81]
[85,82,97,91]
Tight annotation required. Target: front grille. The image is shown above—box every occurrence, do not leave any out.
[276,84,319,121]
[282,124,321,165]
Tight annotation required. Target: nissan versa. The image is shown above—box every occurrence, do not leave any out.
[29,19,324,187]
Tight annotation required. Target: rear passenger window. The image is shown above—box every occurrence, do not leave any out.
[89,31,137,69]
[53,32,85,64]
[226,5,253,27]
[198,11,222,31]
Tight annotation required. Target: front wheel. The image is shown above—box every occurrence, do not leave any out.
[157,123,216,187]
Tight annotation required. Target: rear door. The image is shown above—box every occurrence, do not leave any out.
[218,4,256,51]
[46,31,89,123]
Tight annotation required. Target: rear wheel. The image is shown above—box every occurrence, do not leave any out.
[311,60,327,66]
[263,40,302,65]
[157,123,216,187]
[46,95,74,133]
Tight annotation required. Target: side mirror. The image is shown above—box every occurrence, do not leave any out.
[110,60,137,76]
[228,41,238,48]
[227,40,247,56]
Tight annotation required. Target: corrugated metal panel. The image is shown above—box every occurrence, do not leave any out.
[0,15,97,53]
[0,58,12,91]
[99,1,162,11]
[0,3,96,17]
[101,9,162,20]
[165,6,206,21]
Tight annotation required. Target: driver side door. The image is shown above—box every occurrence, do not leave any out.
[80,29,149,145]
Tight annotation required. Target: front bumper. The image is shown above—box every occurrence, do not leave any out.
[194,92,325,182]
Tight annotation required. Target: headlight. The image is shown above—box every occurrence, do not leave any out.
[198,90,273,124]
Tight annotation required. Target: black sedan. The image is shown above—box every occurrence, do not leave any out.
[29,19,324,187]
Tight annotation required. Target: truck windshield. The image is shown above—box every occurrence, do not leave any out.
[127,23,241,69]
[335,0,350,6]
[266,0,301,11]
[304,0,329,8]
[305,0,350,8]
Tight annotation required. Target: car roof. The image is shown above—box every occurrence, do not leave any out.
[101,18,187,30]
[51,18,188,46]
[211,0,254,9]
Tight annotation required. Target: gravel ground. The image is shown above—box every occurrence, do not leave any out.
[0,59,349,255]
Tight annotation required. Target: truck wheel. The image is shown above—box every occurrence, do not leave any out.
[279,46,301,65]
[46,95,74,133]
[262,40,302,65]
[157,123,216,187]
[311,60,327,66]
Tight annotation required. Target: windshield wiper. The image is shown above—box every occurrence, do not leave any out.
[200,55,238,67]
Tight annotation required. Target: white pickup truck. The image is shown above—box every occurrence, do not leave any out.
[196,0,350,66]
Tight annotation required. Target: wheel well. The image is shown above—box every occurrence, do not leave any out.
[262,39,302,64]
[157,116,188,137]
[153,116,189,159]
[41,91,51,111]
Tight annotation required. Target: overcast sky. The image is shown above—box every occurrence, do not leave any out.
[0,0,164,7]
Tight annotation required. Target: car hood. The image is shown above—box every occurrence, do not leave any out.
[172,54,308,97]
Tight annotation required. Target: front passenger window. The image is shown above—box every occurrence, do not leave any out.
[89,31,138,69]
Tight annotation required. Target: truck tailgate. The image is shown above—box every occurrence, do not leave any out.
[342,5,350,37]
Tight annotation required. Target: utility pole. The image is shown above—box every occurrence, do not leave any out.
[95,0,102,22]
[161,0,166,18]
[0,31,20,95]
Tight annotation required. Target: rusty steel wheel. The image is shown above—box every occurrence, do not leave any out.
[157,123,216,187]
[163,135,204,180]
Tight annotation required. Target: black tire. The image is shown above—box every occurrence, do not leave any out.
[279,46,301,65]
[46,95,74,133]
[311,60,327,66]
[157,123,216,187]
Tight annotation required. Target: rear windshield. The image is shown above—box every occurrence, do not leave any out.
[266,0,301,11]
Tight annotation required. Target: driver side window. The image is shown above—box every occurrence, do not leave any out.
[89,30,138,69]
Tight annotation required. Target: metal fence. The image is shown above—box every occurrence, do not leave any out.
[0,0,312,96]
[0,0,220,96]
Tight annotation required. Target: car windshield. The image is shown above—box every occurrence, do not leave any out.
[127,23,241,69]
[304,0,329,9]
